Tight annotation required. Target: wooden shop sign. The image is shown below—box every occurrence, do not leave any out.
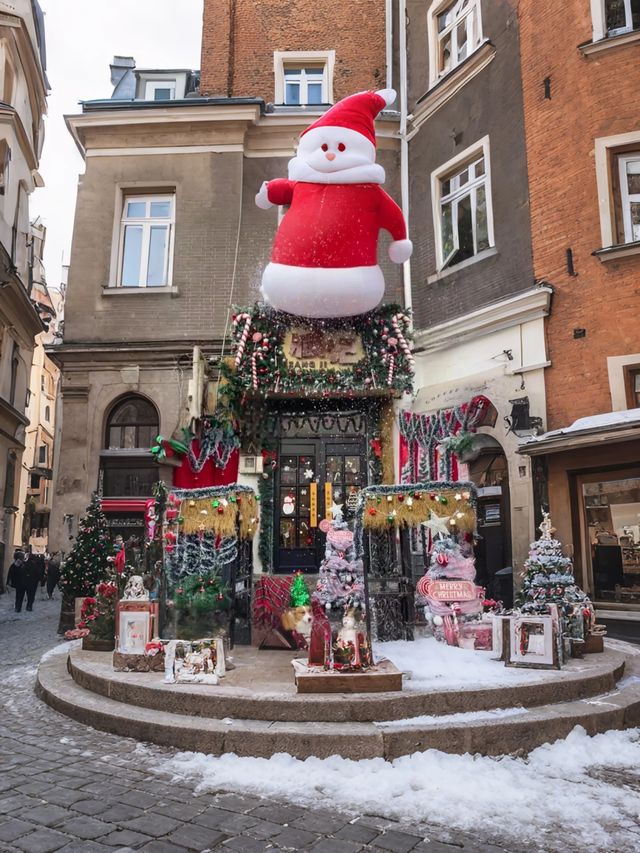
[422,579,477,602]
[284,329,365,371]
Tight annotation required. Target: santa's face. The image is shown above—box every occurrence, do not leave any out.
[297,127,375,176]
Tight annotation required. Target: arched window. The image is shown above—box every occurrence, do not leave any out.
[105,396,159,450]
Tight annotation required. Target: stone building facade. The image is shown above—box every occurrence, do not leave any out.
[518,0,640,626]
[0,0,48,584]
[50,2,401,566]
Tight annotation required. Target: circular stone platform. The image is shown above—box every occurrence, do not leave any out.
[37,641,640,760]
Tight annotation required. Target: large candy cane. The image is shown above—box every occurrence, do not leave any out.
[234,313,252,367]
[391,313,414,364]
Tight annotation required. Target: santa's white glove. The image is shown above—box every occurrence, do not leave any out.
[255,181,274,210]
[388,238,413,264]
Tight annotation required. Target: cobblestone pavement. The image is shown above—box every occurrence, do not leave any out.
[0,590,582,853]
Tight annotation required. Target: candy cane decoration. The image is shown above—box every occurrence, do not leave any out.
[234,313,252,367]
[385,353,395,386]
[251,351,259,390]
[391,313,414,364]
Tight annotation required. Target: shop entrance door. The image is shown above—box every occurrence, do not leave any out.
[274,436,367,573]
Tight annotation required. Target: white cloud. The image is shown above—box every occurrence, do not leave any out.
[31,0,204,284]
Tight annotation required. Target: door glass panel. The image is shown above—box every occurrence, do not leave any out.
[122,425,136,449]
[281,490,296,516]
[344,456,361,484]
[280,518,296,548]
[299,521,314,548]
[281,456,297,486]
[299,487,311,516]
[326,456,342,483]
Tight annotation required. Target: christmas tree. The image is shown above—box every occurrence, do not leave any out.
[289,571,311,607]
[418,533,483,645]
[518,512,594,641]
[313,517,365,616]
[60,493,115,598]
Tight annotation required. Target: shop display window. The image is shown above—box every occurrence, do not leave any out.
[583,476,640,604]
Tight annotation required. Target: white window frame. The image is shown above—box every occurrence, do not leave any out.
[595,131,640,248]
[274,50,335,106]
[144,80,177,101]
[427,0,483,87]
[591,0,640,40]
[116,194,175,288]
[431,135,494,271]
[619,154,640,244]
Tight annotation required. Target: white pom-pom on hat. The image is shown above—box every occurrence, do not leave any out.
[389,238,413,264]
[376,88,397,107]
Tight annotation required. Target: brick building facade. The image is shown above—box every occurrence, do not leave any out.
[518,0,640,624]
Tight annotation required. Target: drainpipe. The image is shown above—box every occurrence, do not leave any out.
[398,0,413,320]
[385,0,393,89]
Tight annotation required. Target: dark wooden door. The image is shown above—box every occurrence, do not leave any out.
[274,436,367,573]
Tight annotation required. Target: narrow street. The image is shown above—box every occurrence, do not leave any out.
[0,592,513,853]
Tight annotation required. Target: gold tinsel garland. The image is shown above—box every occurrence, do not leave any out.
[179,492,258,539]
[363,487,475,533]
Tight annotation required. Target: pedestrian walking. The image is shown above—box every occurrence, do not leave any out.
[45,552,61,599]
[7,551,26,612]
[20,551,44,612]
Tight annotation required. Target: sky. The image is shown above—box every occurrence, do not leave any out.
[31,0,204,285]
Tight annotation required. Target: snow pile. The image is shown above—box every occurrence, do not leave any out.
[374,636,566,688]
[40,639,80,663]
[374,706,527,729]
[157,726,640,852]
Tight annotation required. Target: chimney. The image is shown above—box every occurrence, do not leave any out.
[200,0,233,97]
[110,56,136,100]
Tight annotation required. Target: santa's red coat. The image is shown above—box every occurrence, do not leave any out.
[266,180,406,268]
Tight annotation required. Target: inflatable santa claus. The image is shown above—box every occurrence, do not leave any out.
[255,88,412,318]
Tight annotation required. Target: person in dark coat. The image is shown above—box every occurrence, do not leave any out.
[45,553,61,599]
[7,552,26,612]
[16,552,44,612]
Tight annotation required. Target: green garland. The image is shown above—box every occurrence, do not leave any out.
[221,303,414,413]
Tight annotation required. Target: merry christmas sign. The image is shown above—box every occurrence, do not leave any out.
[417,578,478,602]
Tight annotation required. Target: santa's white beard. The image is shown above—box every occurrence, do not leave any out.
[287,156,385,185]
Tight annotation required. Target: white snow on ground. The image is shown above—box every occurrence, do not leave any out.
[374,636,573,688]
[40,639,80,662]
[374,706,527,728]
[157,726,640,852]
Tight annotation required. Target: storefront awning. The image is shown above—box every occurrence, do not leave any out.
[518,408,640,456]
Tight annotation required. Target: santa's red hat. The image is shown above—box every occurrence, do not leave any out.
[300,89,395,148]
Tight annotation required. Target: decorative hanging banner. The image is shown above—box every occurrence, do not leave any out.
[309,483,318,528]
[324,482,333,520]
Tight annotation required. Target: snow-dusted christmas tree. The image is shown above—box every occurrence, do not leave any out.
[518,512,594,640]
[313,515,365,617]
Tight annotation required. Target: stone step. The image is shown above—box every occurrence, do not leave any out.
[37,651,640,760]
[67,645,628,723]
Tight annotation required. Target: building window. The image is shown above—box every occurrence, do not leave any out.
[144,80,176,101]
[605,0,640,35]
[106,396,159,451]
[274,51,335,106]
[283,66,327,106]
[38,445,47,465]
[3,451,16,508]
[625,367,640,407]
[432,137,494,270]
[44,405,50,422]
[430,0,483,81]
[618,154,640,243]
[29,473,40,490]
[118,194,175,287]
